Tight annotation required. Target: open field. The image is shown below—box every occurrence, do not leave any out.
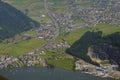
[55,24,120,45]
[39,50,74,70]
[47,58,74,70]
[0,38,45,56]
[50,3,68,12]
[39,51,61,58]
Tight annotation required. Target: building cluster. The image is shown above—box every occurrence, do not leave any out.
[0,55,15,69]
[48,0,120,33]
[75,60,120,79]
[18,52,46,67]
[69,0,120,27]
[0,52,46,70]
[13,21,57,43]
[37,22,56,40]
[53,41,70,49]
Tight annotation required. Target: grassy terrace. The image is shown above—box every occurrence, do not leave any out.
[39,51,61,58]
[31,16,52,23]
[0,38,45,57]
[45,53,74,70]
[55,24,120,45]
[39,50,74,70]
[47,59,74,70]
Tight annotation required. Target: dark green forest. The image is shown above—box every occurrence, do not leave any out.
[66,31,120,66]
[0,1,39,41]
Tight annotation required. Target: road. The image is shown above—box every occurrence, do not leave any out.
[33,0,61,51]
[44,0,60,40]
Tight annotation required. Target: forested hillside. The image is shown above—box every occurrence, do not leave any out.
[66,31,120,66]
[0,1,39,41]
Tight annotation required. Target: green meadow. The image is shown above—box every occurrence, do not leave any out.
[0,38,45,56]
[47,59,74,70]
[55,24,120,45]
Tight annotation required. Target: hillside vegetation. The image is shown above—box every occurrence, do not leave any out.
[65,24,120,66]
[0,38,45,56]
[56,24,120,45]
[0,1,39,41]
[4,0,52,23]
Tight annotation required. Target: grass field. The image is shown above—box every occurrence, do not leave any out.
[47,59,74,70]
[55,24,120,45]
[39,50,74,70]
[50,4,68,12]
[39,51,61,58]
[31,16,52,23]
[0,38,45,56]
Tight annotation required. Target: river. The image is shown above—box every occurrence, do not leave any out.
[0,67,115,80]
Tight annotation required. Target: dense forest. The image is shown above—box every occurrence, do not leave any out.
[66,31,120,66]
[0,1,40,41]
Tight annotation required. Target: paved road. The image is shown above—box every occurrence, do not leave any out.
[33,0,61,51]
[44,0,60,40]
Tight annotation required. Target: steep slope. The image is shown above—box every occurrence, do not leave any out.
[0,1,40,41]
[66,31,102,65]
[3,0,51,23]
[66,31,120,67]
[88,32,120,65]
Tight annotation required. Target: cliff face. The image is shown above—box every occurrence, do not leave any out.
[88,33,120,65]
[0,1,39,41]
[66,31,120,66]
[88,44,120,64]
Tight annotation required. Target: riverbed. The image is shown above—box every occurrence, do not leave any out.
[0,67,115,80]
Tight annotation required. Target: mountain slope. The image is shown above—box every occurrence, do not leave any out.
[66,31,120,67]
[66,31,102,65]
[89,32,120,65]
[0,1,40,41]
